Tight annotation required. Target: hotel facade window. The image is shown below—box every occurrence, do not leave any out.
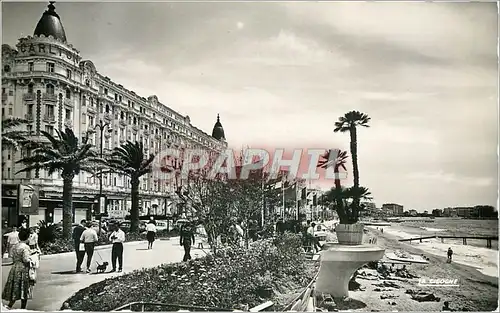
[46,62,54,72]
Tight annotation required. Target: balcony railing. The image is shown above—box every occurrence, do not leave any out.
[132,124,138,131]
[43,115,56,123]
[119,119,127,126]
[103,112,112,121]
[87,105,96,114]
[24,113,34,122]
[23,93,35,102]
[64,98,73,108]
[42,93,57,102]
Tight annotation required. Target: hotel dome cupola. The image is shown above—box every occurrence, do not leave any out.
[34,1,67,42]
[211,114,226,141]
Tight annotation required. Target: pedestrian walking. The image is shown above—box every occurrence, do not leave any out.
[447,247,453,263]
[5,227,20,258]
[307,223,322,252]
[27,227,39,250]
[72,219,86,273]
[149,216,157,225]
[180,222,195,262]
[146,220,157,250]
[109,223,125,272]
[2,229,39,309]
[79,222,98,273]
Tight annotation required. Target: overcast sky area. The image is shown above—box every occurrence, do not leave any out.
[3,2,498,211]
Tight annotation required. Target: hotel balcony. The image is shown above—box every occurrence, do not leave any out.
[143,129,150,136]
[87,105,96,114]
[23,93,35,102]
[132,124,138,132]
[42,93,57,102]
[64,98,74,108]
[43,114,56,123]
[24,113,34,122]
[119,119,127,126]
[103,112,112,121]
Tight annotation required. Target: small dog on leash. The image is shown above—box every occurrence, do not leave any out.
[96,261,109,273]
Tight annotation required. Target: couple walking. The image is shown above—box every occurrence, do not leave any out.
[72,220,125,273]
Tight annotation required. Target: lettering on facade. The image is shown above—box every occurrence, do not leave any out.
[18,43,77,61]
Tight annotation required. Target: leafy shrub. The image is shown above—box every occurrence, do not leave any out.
[37,220,62,245]
[64,233,315,311]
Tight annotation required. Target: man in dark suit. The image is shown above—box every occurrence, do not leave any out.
[72,219,86,273]
[180,222,195,262]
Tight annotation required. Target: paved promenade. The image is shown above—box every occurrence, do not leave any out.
[1,238,207,311]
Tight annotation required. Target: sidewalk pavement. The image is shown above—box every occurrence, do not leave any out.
[1,237,209,311]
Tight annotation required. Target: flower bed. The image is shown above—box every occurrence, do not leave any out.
[40,230,178,255]
[64,233,318,311]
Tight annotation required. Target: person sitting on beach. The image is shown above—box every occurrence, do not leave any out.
[447,247,453,263]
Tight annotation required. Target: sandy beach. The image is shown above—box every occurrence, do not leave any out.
[337,226,499,312]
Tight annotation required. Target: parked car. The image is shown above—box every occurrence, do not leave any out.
[119,220,147,233]
[155,221,169,232]
[174,219,189,231]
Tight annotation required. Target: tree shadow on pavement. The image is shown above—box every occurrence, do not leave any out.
[51,270,82,275]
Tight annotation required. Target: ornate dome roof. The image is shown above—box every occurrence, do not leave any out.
[33,2,67,43]
[211,114,226,141]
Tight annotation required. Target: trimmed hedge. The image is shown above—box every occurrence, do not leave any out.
[65,233,317,311]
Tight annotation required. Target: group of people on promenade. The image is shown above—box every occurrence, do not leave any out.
[72,219,126,273]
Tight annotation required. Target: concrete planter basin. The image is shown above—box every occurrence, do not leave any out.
[315,243,385,299]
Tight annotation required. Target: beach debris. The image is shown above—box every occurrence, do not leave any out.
[380,294,399,300]
[387,301,397,305]
[373,287,393,292]
[374,281,400,288]
[406,289,441,302]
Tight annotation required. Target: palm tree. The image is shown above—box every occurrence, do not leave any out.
[334,111,370,211]
[16,128,98,239]
[2,117,29,151]
[104,141,155,232]
[318,149,350,222]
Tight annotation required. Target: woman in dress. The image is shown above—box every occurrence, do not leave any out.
[146,220,157,250]
[2,229,36,309]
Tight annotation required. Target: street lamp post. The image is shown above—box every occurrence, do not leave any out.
[89,120,112,232]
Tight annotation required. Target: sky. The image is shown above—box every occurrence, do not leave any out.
[2,1,498,211]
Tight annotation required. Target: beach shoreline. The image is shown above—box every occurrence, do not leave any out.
[367,224,499,279]
[356,227,498,311]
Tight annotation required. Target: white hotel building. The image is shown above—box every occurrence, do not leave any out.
[1,2,228,226]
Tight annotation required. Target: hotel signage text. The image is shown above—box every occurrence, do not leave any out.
[18,43,78,61]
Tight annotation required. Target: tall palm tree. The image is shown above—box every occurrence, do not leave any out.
[334,111,370,211]
[16,128,98,239]
[2,117,29,151]
[104,141,155,232]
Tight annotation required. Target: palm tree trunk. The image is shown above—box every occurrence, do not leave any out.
[349,126,359,188]
[130,178,140,233]
[349,126,361,220]
[62,173,75,239]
